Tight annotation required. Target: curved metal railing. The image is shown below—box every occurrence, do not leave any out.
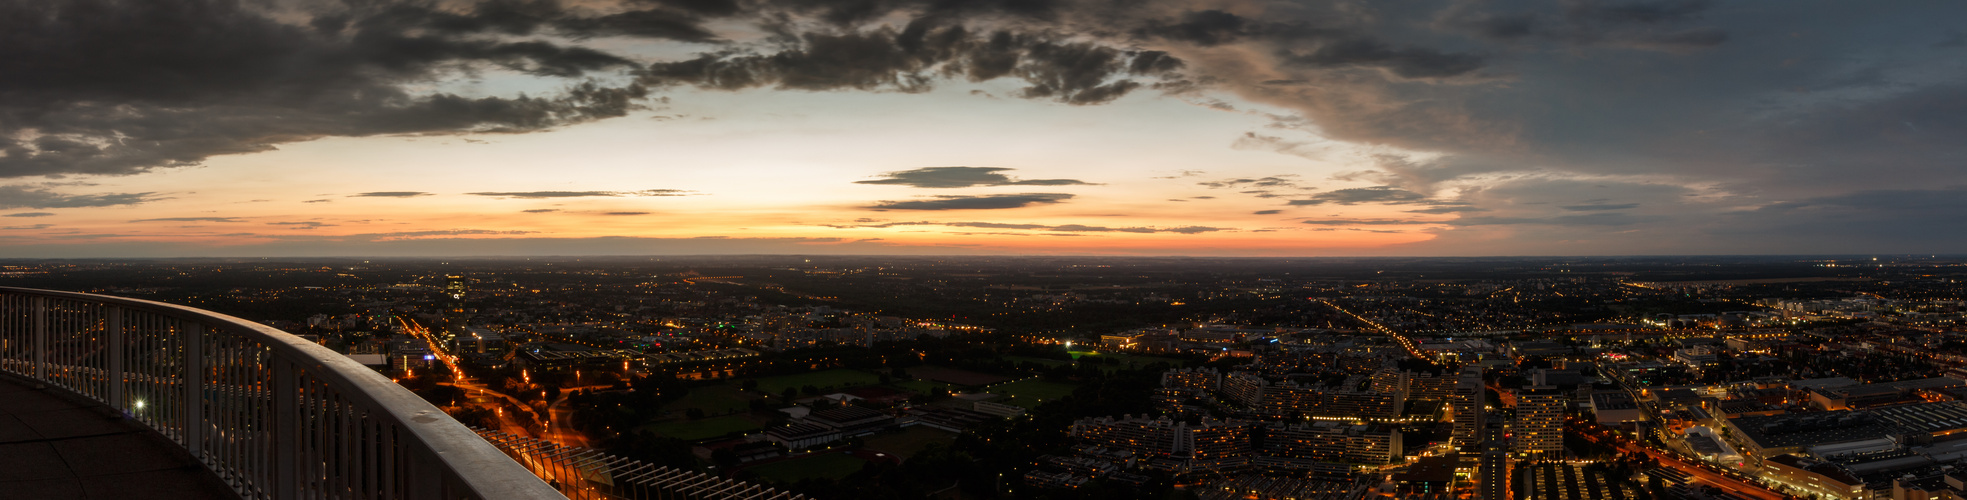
[0,286,564,500]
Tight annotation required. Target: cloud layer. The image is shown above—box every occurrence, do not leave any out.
[856,167,1092,188]
[2,0,1963,255]
[866,193,1074,210]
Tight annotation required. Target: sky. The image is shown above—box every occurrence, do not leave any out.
[2,0,1965,257]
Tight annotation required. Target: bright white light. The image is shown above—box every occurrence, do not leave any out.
[134,400,145,409]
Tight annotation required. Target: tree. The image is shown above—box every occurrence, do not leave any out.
[711,448,739,468]
[686,408,705,420]
[741,379,758,391]
[781,387,798,401]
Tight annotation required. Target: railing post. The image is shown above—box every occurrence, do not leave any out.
[31,296,45,381]
[408,444,444,498]
[274,358,299,499]
[107,307,124,412]
[182,322,204,459]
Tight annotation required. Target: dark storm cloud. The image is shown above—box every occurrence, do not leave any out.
[1281,39,1484,80]
[0,0,652,178]
[638,21,1175,105]
[1437,0,1727,51]
[0,0,1496,182]
[1285,186,1429,206]
[2,224,54,230]
[349,192,433,198]
[5,213,56,218]
[0,186,156,209]
[1136,9,1484,79]
[522,209,560,213]
[825,220,1222,233]
[466,189,694,198]
[864,193,1073,210]
[1253,210,1282,215]
[855,167,1093,188]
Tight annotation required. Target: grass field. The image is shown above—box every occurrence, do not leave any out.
[862,427,956,459]
[639,415,762,441]
[990,379,1079,409]
[660,383,755,416]
[750,369,882,394]
[749,453,868,483]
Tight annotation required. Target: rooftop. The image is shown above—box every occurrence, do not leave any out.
[1728,411,1895,451]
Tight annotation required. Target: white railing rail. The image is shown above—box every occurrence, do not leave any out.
[0,286,564,500]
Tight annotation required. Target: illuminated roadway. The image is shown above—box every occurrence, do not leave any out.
[1593,361,1786,500]
[395,316,597,448]
[1317,299,1429,361]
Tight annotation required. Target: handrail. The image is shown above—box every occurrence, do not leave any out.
[0,286,564,499]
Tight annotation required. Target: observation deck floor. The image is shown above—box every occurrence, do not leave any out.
[0,376,237,499]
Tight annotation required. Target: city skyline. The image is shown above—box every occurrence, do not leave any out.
[3,1,1964,257]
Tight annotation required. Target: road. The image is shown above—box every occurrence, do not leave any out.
[396,316,602,448]
[1589,361,1787,500]
[1618,440,1784,500]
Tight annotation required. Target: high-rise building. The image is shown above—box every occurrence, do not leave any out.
[1162,367,1223,393]
[1449,365,1487,449]
[1258,421,1404,466]
[1068,415,1254,465]
[1514,385,1565,456]
[442,274,468,342]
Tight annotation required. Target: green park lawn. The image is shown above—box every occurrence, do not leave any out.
[748,453,868,483]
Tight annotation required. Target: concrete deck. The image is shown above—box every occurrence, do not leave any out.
[0,376,237,499]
